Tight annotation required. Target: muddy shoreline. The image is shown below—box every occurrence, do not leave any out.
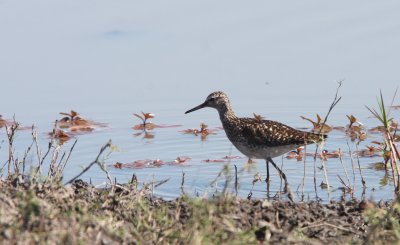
[0,178,398,244]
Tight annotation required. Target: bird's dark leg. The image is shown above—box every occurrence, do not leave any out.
[267,157,289,193]
[265,159,270,198]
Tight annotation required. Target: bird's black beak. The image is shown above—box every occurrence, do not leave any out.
[185,102,207,114]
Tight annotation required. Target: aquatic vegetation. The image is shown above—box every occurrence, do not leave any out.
[113,159,163,169]
[340,115,368,142]
[357,145,381,158]
[369,120,399,134]
[133,130,155,139]
[112,156,191,169]
[347,127,368,142]
[180,123,218,140]
[285,147,344,160]
[286,146,305,161]
[202,159,226,163]
[286,145,386,161]
[168,156,191,166]
[0,115,11,128]
[59,110,89,128]
[47,110,107,143]
[321,149,343,160]
[48,128,71,144]
[222,155,243,160]
[346,115,359,129]
[300,114,332,133]
[132,112,181,131]
[0,115,23,129]
[203,156,243,163]
[366,90,400,192]
[132,112,156,130]
[58,110,107,132]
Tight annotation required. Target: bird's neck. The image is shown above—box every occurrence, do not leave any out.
[217,103,237,123]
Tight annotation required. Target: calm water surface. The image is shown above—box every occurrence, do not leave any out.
[1,0,400,202]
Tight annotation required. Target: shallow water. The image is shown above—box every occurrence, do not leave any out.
[1,0,400,202]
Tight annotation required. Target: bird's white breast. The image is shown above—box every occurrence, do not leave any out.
[232,142,298,159]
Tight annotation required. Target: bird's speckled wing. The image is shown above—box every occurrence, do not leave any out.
[228,118,322,147]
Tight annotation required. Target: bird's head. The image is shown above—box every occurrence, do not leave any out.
[185,91,230,114]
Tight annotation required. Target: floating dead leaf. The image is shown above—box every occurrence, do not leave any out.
[70,125,94,132]
[60,110,79,120]
[369,120,398,133]
[0,115,20,129]
[357,145,381,158]
[132,123,156,130]
[57,110,107,133]
[202,159,226,163]
[132,112,181,131]
[166,156,191,166]
[300,114,332,133]
[181,123,218,140]
[222,156,243,160]
[112,156,189,169]
[48,129,71,144]
[133,112,155,130]
[342,115,368,142]
[203,156,242,163]
[321,149,343,160]
[346,127,367,142]
[286,146,304,161]
[112,159,164,169]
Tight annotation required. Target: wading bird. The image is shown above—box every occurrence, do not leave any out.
[185,91,325,194]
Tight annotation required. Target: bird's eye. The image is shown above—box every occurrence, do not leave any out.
[209,97,215,101]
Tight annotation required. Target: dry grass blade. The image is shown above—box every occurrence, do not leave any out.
[312,81,343,195]
[4,119,20,175]
[66,140,113,185]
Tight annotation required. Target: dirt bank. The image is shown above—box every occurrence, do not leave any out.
[0,178,398,244]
